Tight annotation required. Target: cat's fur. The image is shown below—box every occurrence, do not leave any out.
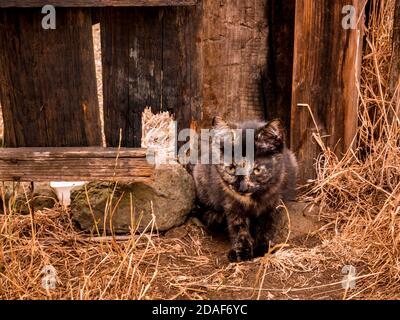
[192,117,298,262]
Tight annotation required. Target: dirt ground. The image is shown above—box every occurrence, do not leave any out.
[145,220,359,300]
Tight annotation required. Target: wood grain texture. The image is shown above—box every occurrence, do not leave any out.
[100,0,268,148]
[199,0,269,125]
[0,147,153,182]
[390,0,400,101]
[0,8,102,147]
[263,0,295,144]
[161,6,201,135]
[101,8,162,147]
[290,0,363,182]
[100,5,200,147]
[0,0,197,7]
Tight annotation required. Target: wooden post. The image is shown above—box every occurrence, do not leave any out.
[290,0,363,182]
[0,8,102,147]
[263,0,296,144]
[390,0,400,106]
[199,0,268,125]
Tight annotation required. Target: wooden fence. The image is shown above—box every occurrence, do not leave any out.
[0,0,369,182]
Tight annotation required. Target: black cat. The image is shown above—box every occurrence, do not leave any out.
[192,117,298,262]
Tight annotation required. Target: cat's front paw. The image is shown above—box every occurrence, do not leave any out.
[227,244,253,262]
[253,243,268,258]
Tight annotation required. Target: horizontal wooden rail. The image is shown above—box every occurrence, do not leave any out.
[0,147,154,183]
[0,0,197,7]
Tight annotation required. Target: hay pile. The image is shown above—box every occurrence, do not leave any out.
[304,0,400,299]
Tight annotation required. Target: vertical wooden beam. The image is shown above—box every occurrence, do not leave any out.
[162,5,201,133]
[0,8,102,147]
[291,0,363,182]
[390,0,400,105]
[199,0,268,126]
[263,0,296,144]
[128,9,164,147]
[101,8,163,148]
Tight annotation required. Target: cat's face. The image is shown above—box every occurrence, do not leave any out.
[216,155,284,195]
[213,117,285,196]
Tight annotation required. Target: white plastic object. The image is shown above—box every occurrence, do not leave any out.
[50,181,86,206]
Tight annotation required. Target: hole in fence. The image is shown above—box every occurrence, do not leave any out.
[92,23,106,147]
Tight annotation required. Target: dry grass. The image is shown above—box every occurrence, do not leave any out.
[303,0,400,299]
[0,206,162,299]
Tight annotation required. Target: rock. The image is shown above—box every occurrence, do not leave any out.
[0,183,57,214]
[71,164,196,234]
[17,186,58,214]
[273,201,323,243]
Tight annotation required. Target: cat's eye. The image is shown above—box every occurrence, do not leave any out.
[253,167,263,175]
[226,165,236,174]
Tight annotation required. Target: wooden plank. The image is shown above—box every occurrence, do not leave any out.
[0,147,148,158]
[390,0,400,100]
[101,6,200,147]
[101,8,162,147]
[128,8,163,147]
[0,147,154,182]
[0,0,197,7]
[0,8,102,147]
[263,0,296,145]
[162,6,201,135]
[290,0,363,182]
[199,0,269,126]
[101,8,133,148]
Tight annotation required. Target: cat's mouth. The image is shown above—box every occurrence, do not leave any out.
[239,192,253,196]
[228,185,253,196]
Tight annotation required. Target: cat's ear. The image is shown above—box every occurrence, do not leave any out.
[211,117,235,154]
[212,116,231,130]
[256,119,285,153]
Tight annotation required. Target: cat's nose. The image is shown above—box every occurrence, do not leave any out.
[238,181,249,193]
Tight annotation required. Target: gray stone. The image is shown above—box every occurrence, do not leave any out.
[0,183,57,214]
[71,164,196,234]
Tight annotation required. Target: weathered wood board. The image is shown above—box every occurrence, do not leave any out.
[263,0,296,144]
[0,148,153,182]
[390,0,400,99]
[291,0,363,182]
[101,8,162,148]
[199,0,269,125]
[162,6,201,137]
[0,8,102,147]
[0,0,197,7]
[101,0,270,148]
[100,6,200,147]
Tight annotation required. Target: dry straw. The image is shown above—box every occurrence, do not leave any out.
[303,0,400,299]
